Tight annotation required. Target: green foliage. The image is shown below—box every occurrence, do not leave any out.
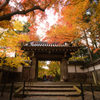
[47,61,60,81]
[69,46,100,63]
[38,61,60,81]
[22,22,31,33]
[14,22,31,34]
[69,46,89,62]
[38,61,47,78]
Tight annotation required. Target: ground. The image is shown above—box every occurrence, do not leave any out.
[0,82,100,100]
[0,92,100,100]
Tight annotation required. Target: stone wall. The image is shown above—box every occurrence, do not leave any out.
[22,67,31,81]
[0,70,22,83]
[68,73,87,82]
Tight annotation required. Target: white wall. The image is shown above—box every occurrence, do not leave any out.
[84,68,88,72]
[76,65,84,73]
[68,65,84,73]
[68,65,75,73]
[88,66,94,71]
[95,64,100,70]
[84,64,100,72]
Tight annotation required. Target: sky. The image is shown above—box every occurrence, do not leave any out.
[42,65,49,69]
[42,61,51,69]
[36,8,58,39]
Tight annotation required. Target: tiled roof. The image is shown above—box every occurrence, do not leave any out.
[24,41,72,47]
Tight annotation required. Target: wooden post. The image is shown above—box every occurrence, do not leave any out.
[23,81,25,98]
[90,83,95,100]
[22,64,24,81]
[0,72,3,83]
[9,82,14,100]
[60,57,68,82]
[87,67,91,82]
[31,56,37,81]
[92,72,97,85]
[1,81,6,96]
[60,60,63,82]
[80,83,84,100]
[75,64,77,81]
[35,60,38,81]
[93,66,99,85]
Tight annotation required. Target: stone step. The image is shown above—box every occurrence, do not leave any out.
[19,91,81,97]
[24,87,76,92]
[15,82,81,97]
[24,82,79,86]
[25,85,73,88]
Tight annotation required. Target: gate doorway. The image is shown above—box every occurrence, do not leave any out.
[38,61,60,81]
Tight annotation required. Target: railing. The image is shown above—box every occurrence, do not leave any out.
[80,83,100,100]
[23,81,25,98]
[0,80,26,100]
[1,82,14,100]
[80,83,84,100]
[1,81,6,97]
[9,82,14,100]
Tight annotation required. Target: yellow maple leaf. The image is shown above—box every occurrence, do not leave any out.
[13,20,24,31]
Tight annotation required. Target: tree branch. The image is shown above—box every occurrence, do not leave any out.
[0,0,10,10]
[0,32,4,37]
[0,5,46,21]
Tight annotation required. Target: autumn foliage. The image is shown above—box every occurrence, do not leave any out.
[0,0,100,66]
[0,20,30,68]
[43,0,100,61]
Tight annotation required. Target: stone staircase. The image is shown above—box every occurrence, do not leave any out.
[15,82,81,97]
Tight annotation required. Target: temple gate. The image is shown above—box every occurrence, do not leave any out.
[22,41,79,82]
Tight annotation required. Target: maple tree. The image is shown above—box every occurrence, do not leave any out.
[38,61,60,81]
[44,0,100,62]
[0,20,30,68]
[0,0,66,24]
[0,0,59,68]
[61,0,100,61]
[38,61,47,79]
[0,0,100,63]
[0,0,68,45]
[0,0,67,43]
[0,0,45,21]
[16,22,40,41]
[43,24,80,44]
[27,24,40,41]
[47,61,60,81]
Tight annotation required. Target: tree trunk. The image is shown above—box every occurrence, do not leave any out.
[84,31,93,61]
[84,31,98,84]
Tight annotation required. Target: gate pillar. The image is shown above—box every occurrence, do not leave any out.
[30,56,37,81]
[60,57,68,82]
[35,60,38,81]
